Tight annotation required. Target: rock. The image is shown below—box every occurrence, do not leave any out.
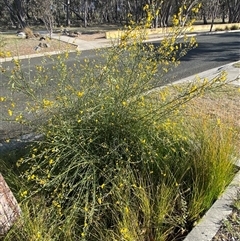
[74,31,81,36]
[34,32,40,38]
[34,45,41,51]
[16,32,26,38]
[62,28,69,35]
[69,32,78,37]
[38,42,50,48]
[0,173,21,236]
[43,43,50,48]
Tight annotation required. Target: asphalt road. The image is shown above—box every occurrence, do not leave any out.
[1,31,240,81]
[161,31,240,83]
[0,31,239,142]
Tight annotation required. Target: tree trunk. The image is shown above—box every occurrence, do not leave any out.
[0,173,21,236]
[203,13,208,24]
[3,0,27,28]
[84,0,88,28]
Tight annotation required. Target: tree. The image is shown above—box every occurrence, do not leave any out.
[3,0,27,28]
[227,0,240,23]
[209,0,220,31]
[28,0,56,38]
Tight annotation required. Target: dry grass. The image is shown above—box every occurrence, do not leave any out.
[0,34,77,57]
[184,84,240,241]
[183,85,240,149]
[188,87,240,125]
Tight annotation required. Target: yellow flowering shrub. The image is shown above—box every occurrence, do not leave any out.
[2,3,237,241]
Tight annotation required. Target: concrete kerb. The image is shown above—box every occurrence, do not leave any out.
[0,49,78,64]
[170,60,240,87]
[184,160,240,241]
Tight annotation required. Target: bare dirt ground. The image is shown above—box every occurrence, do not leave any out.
[0,32,106,58]
[0,35,77,57]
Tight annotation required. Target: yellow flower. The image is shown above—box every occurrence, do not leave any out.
[143,4,149,10]
[20,190,28,198]
[28,174,35,181]
[8,109,13,116]
[39,179,46,185]
[0,97,6,101]
[52,200,61,208]
[15,114,23,121]
[120,227,128,234]
[43,99,53,108]
[36,231,41,239]
[122,101,127,106]
[49,159,54,165]
[77,91,84,97]
[141,139,146,144]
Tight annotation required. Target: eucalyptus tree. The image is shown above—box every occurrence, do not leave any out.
[2,0,27,28]
[226,0,240,23]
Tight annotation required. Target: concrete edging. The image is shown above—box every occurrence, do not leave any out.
[184,160,240,241]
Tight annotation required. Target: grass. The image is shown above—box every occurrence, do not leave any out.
[0,12,240,240]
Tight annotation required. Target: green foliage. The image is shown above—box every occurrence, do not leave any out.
[230,25,239,30]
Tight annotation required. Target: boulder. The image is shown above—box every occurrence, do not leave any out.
[68,32,78,37]
[39,36,46,41]
[34,45,41,51]
[42,43,50,48]
[16,32,26,38]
